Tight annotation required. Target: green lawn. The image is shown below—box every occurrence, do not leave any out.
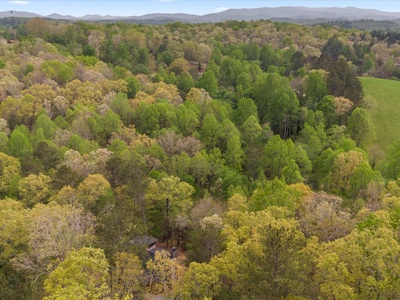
[360,77,400,150]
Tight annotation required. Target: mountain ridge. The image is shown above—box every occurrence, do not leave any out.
[1,6,400,23]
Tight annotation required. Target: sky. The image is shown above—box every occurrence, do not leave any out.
[0,0,400,17]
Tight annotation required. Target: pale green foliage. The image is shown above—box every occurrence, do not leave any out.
[186,87,212,103]
[146,250,184,298]
[43,247,110,300]
[328,150,381,197]
[77,173,111,209]
[182,262,220,300]
[0,199,28,262]
[51,185,79,206]
[146,175,194,211]
[315,227,400,299]
[227,193,248,212]
[0,19,399,300]
[111,252,144,299]
[249,177,302,211]
[190,150,211,187]
[41,60,75,84]
[176,101,200,135]
[17,173,52,207]
[0,152,20,195]
[253,73,300,137]
[213,208,305,298]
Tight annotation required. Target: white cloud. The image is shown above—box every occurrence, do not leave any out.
[8,1,30,4]
[215,7,229,12]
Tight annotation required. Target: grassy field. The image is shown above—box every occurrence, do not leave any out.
[360,77,400,151]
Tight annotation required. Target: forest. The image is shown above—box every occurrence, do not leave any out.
[1,16,400,299]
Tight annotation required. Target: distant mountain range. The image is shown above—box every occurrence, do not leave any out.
[1,6,400,24]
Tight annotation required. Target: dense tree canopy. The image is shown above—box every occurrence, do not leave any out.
[1,16,400,300]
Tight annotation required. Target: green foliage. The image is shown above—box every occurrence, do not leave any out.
[176,101,200,135]
[18,173,52,207]
[125,76,141,98]
[8,128,33,160]
[234,97,258,126]
[111,252,144,298]
[182,262,220,299]
[146,175,195,240]
[249,177,300,211]
[381,139,400,180]
[327,58,363,105]
[110,93,134,125]
[253,73,300,138]
[199,114,224,150]
[34,141,63,171]
[263,135,309,183]
[134,103,159,135]
[41,60,75,84]
[305,70,328,108]
[34,112,57,140]
[347,107,376,148]
[67,134,99,154]
[43,247,110,300]
[321,36,349,62]
[82,44,96,57]
[198,69,219,98]
[219,57,242,87]
[75,55,99,66]
[1,17,400,300]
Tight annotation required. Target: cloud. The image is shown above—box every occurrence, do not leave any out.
[8,1,30,4]
[157,0,176,2]
[215,7,229,12]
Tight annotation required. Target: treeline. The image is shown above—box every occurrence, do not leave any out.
[315,19,400,32]
[1,17,400,79]
[1,18,400,299]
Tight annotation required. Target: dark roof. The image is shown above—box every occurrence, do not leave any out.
[147,246,164,255]
[129,235,158,247]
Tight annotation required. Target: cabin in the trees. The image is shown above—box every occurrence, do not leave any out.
[130,235,179,259]
[130,235,163,259]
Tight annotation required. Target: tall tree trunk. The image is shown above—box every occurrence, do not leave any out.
[164,198,170,242]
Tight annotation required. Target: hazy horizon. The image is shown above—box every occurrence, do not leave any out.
[0,0,399,18]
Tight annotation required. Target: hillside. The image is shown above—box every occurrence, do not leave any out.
[360,77,400,150]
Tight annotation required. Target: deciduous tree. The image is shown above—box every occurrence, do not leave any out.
[43,247,110,300]
[145,175,194,241]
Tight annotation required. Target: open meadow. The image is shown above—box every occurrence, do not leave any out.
[360,77,400,150]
